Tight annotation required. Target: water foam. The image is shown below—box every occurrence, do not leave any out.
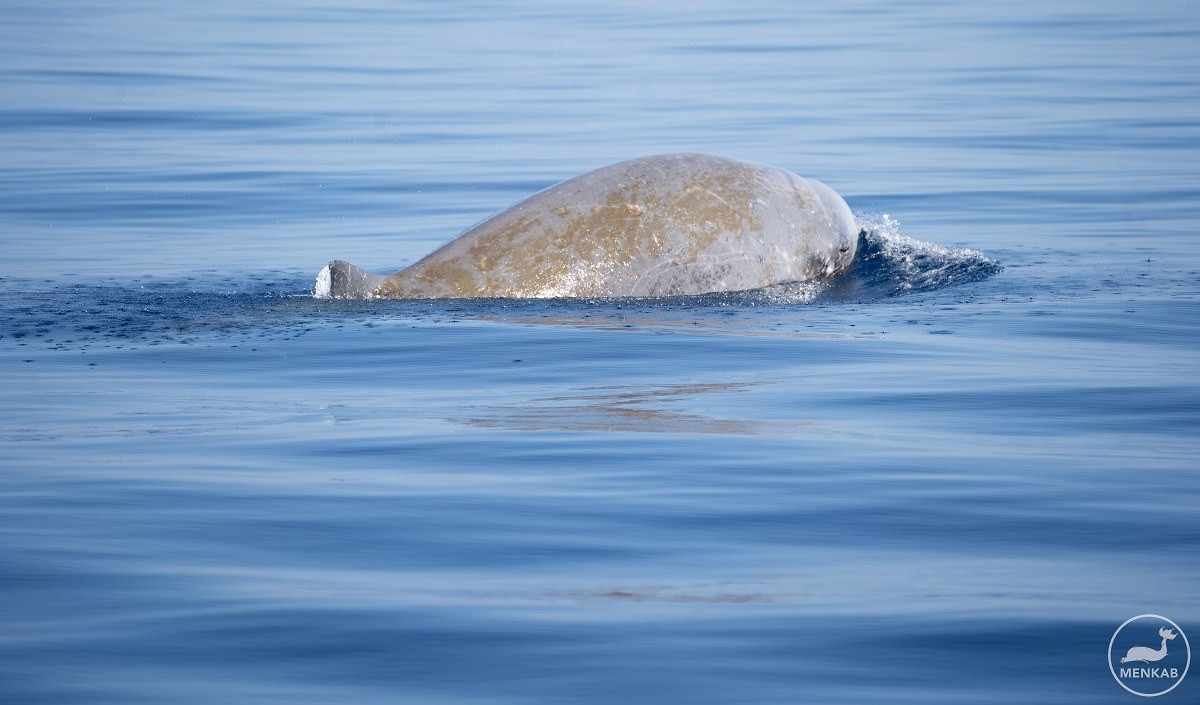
[856,213,1000,292]
[807,213,1003,302]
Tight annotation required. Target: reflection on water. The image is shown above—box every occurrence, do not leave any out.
[527,582,779,604]
[480,310,863,339]
[459,381,809,435]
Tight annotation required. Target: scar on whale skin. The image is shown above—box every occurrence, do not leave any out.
[315,153,858,299]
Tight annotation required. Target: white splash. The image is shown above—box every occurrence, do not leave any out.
[855,212,999,293]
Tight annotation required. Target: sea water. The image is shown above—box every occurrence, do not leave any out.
[1,1,1198,703]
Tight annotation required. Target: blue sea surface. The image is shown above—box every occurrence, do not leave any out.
[2,1,1198,703]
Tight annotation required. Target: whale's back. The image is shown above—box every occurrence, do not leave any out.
[339,154,857,299]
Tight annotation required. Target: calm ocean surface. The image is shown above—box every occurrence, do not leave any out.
[2,1,1198,703]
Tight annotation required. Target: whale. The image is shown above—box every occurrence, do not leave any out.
[316,153,857,299]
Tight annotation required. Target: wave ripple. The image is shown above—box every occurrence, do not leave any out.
[812,214,1002,302]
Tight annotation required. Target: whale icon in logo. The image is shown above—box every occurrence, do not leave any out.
[1121,626,1178,664]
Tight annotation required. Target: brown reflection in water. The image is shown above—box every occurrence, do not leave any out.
[527,581,789,604]
[476,312,854,340]
[458,381,810,436]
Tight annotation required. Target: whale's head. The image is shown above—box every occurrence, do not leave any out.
[805,178,859,276]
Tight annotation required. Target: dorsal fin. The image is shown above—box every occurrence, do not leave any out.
[314,260,386,299]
